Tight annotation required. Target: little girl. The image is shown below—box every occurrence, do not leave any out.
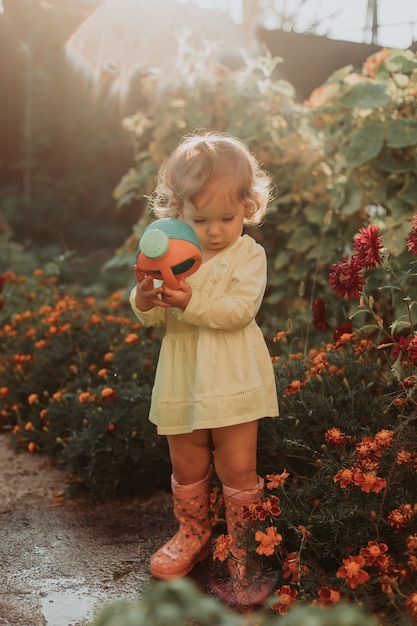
[130,130,279,605]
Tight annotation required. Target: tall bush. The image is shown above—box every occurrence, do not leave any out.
[113,45,417,344]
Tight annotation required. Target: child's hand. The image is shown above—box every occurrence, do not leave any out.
[160,280,192,311]
[133,265,171,310]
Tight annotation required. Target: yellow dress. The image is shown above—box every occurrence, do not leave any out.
[129,234,279,435]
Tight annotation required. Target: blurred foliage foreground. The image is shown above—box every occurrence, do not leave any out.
[2,44,417,626]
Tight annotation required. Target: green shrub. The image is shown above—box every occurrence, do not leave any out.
[0,267,170,499]
[113,45,417,343]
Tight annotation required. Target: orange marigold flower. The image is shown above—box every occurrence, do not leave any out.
[266,470,289,489]
[52,390,65,401]
[380,574,395,599]
[98,368,109,378]
[272,585,298,615]
[243,495,281,521]
[334,332,358,347]
[101,387,117,400]
[336,555,369,589]
[334,467,358,489]
[359,541,389,567]
[285,380,307,395]
[0,386,10,399]
[34,339,48,349]
[296,525,311,542]
[397,450,413,465]
[106,423,117,433]
[406,534,417,554]
[282,552,308,582]
[317,586,341,607]
[255,526,282,556]
[374,429,394,448]
[273,331,290,343]
[325,428,348,447]
[352,471,386,493]
[104,352,115,363]
[78,392,92,404]
[27,441,39,453]
[28,393,39,405]
[355,436,380,459]
[405,592,417,618]
[90,314,102,324]
[124,333,140,345]
[24,421,34,431]
[213,534,233,562]
[387,504,415,528]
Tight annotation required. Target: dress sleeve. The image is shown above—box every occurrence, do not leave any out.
[177,243,267,331]
[129,286,167,327]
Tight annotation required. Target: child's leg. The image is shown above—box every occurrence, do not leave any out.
[211,421,277,606]
[167,429,213,484]
[211,421,258,489]
[149,430,213,579]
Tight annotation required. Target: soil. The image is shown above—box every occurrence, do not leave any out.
[0,432,181,626]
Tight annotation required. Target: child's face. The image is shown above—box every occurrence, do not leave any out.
[181,179,249,257]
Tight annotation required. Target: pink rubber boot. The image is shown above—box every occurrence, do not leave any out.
[150,468,213,579]
[211,478,278,607]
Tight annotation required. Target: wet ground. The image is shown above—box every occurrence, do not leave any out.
[0,433,177,626]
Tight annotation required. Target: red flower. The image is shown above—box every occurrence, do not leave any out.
[336,555,370,589]
[390,335,410,360]
[353,224,384,269]
[329,256,365,300]
[311,297,330,331]
[406,215,417,256]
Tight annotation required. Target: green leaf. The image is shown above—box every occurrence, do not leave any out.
[340,81,389,109]
[345,122,385,167]
[287,225,314,253]
[273,250,291,270]
[386,118,417,148]
[390,320,411,334]
[358,324,383,335]
[378,153,417,173]
[391,352,403,381]
[341,185,363,216]
[400,180,417,204]
[385,51,417,74]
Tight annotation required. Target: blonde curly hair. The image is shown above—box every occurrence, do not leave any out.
[149,130,273,225]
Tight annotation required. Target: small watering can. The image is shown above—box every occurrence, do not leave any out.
[137,218,203,289]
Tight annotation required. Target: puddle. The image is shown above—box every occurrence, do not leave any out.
[40,579,102,626]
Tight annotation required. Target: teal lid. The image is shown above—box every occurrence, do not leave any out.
[138,218,202,255]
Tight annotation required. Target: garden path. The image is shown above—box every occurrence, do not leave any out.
[0,433,176,626]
